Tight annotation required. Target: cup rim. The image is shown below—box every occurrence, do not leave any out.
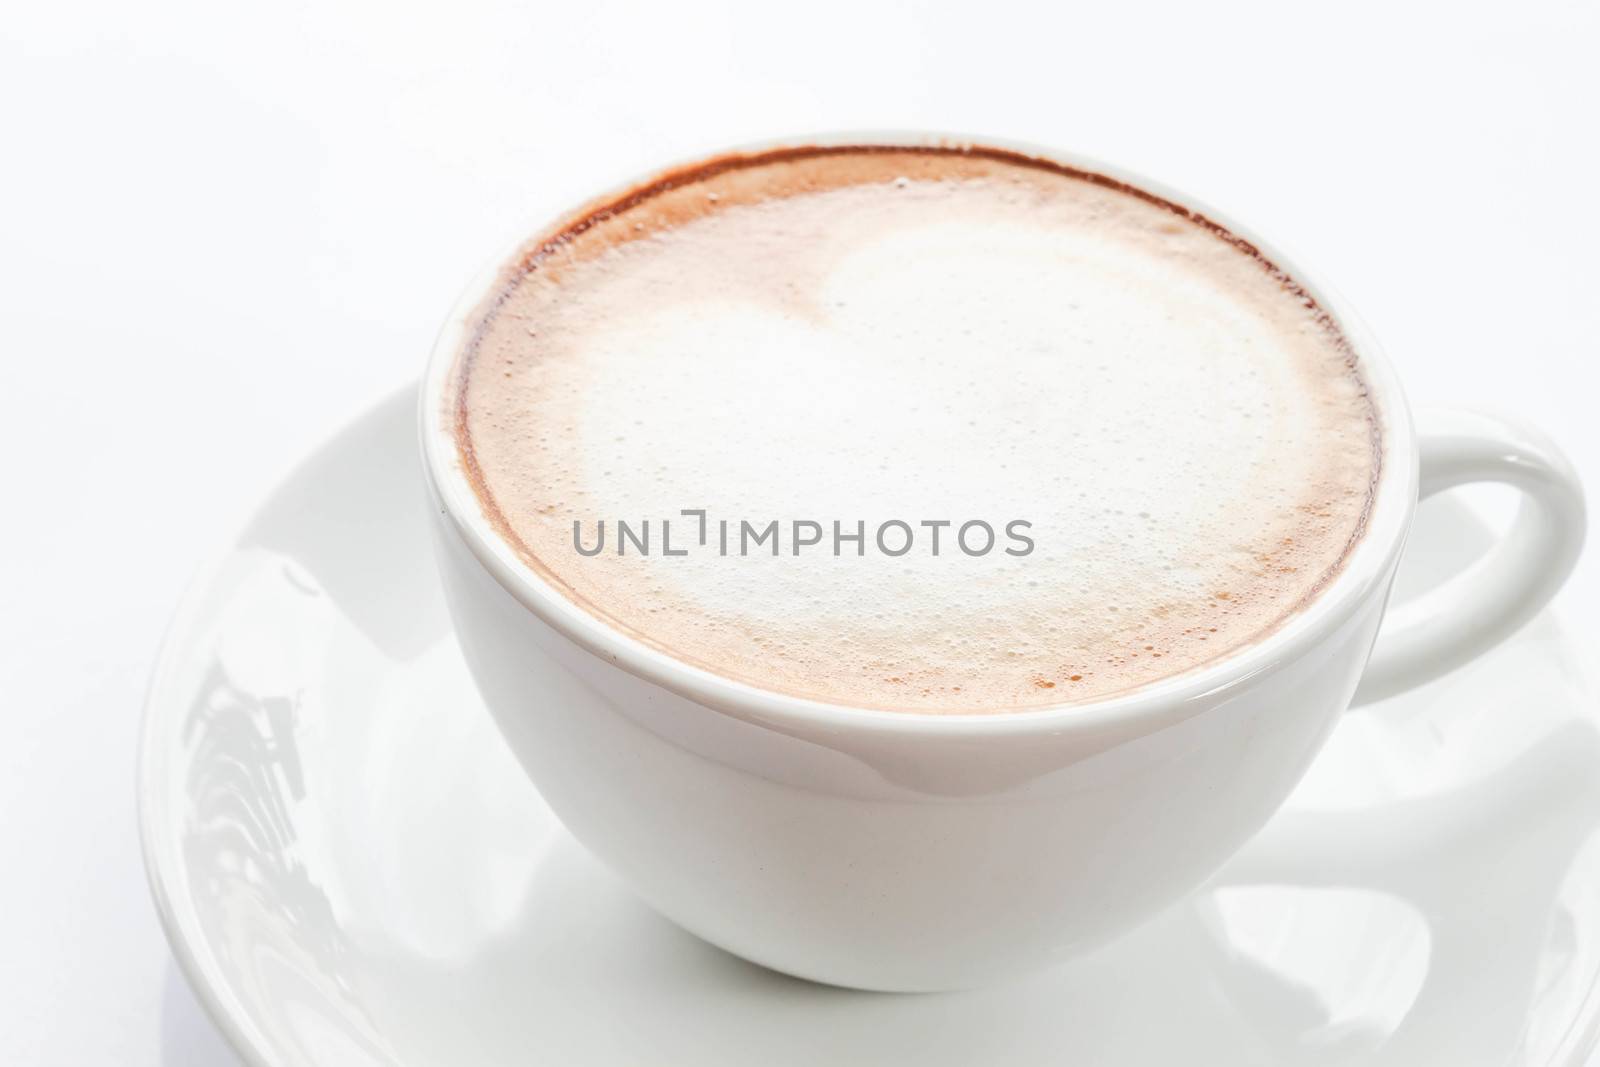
[418,130,1419,738]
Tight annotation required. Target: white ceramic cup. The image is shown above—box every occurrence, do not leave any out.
[419,134,1587,992]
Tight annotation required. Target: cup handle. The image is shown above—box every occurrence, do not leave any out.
[1351,408,1587,706]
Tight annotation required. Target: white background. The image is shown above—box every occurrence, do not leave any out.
[3,1,1598,1063]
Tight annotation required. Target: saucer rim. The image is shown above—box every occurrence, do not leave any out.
[134,393,418,1067]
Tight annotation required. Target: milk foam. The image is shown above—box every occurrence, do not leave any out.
[454,148,1379,712]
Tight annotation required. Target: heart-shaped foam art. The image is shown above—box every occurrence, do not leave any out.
[454,146,1377,713]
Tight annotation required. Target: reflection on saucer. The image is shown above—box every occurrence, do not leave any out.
[1199,886,1430,1058]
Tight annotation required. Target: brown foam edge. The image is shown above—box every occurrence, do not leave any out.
[445,140,1385,713]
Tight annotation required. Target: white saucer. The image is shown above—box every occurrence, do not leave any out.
[141,387,1600,1067]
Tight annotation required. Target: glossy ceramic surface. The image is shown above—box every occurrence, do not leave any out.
[142,389,1600,1065]
[418,135,1581,991]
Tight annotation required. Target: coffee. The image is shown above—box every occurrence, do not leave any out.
[448,144,1380,713]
